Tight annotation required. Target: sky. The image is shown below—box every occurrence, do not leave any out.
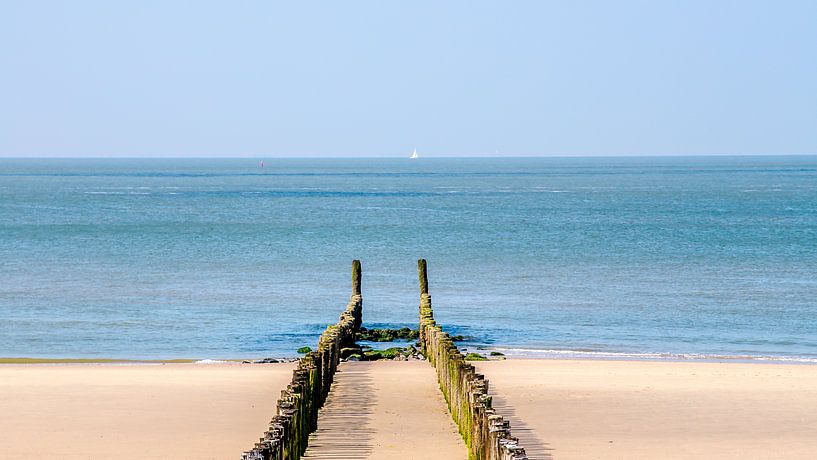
[1,1,815,157]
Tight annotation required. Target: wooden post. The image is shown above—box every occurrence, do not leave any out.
[418,258,429,295]
[351,259,362,296]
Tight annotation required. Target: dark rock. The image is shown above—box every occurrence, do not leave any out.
[357,327,420,342]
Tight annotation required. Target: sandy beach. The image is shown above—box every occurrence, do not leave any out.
[0,363,295,459]
[475,359,817,459]
[3,359,817,459]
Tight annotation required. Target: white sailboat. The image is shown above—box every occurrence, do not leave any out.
[410,148,418,159]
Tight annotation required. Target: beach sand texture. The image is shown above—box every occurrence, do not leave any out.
[3,359,817,459]
[303,360,466,460]
[0,363,295,459]
[475,359,817,459]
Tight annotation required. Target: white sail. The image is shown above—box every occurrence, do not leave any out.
[410,148,418,159]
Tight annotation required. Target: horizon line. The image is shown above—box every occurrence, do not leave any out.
[1,152,816,160]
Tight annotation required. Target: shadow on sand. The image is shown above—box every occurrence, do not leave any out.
[302,366,376,459]
[489,391,555,460]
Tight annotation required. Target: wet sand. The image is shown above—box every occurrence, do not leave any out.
[0,363,295,459]
[475,359,817,459]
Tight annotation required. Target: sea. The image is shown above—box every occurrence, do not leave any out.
[1,156,815,362]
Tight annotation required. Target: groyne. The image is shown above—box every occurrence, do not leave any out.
[417,259,528,460]
[241,260,363,460]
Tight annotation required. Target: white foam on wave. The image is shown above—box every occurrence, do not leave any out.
[83,191,152,195]
[490,347,817,364]
[533,187,570,192]
[194,359,228,364]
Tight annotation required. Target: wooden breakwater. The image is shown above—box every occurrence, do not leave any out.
[241,260,363,460]
[417,259,528,460]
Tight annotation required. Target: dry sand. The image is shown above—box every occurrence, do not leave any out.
[475,359,817,459]
[0,362,295,459]
[5,358,813,460]
[303,360,466,460]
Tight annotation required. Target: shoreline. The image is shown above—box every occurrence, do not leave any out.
[0,357,199,364]
[478,346,817,365]
[0,357,295,365]
[5,349,817,365]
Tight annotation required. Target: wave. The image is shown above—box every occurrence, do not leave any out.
[489,347,817,364]
[83,191,150,195]
[194,359,228,364]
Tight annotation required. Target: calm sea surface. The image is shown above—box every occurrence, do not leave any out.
[1,157,815,361]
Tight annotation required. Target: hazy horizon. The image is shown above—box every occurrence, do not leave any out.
[2,1,816,158]
[3,152,817,159]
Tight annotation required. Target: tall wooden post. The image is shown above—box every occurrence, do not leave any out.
[351,259,362,297]
[418,258,429,295]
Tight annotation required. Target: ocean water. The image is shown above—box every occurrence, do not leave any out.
[1,156,816,362]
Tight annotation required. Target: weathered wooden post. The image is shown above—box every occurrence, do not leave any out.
[352,259,362,297]
[418,258,430,354]
[418,258,429,295]
[350,259,363,332]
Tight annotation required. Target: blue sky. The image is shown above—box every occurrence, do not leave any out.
[1,1,815,157]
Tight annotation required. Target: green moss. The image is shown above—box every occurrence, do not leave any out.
[362,347,405,360]
[464,352,487,361]
[489,351,505,356]
[297,346,312,354]
[340,346,363,359]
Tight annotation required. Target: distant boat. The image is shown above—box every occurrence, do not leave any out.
[259,160,264,168]
[410,148,418,159]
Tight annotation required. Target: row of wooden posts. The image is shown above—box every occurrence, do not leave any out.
[242,259,526,459]
[418,259,528,459]
[241,261,363,460]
